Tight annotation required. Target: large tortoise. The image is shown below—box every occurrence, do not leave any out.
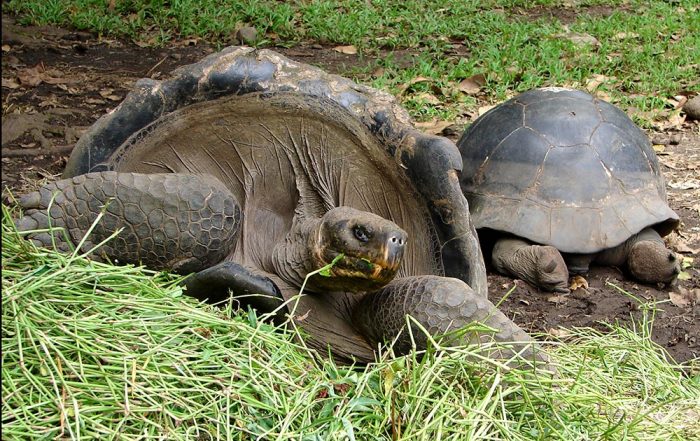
[14,47,544,364]
[458,88,680,293]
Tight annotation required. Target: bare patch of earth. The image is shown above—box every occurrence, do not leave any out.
[2,15,698,364]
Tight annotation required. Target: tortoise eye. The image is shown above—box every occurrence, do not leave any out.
[353,225,370,242]
[668,253,676,262]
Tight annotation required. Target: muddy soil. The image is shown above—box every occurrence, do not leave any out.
[2,15,698,364]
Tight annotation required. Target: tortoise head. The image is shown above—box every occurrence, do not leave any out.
[628,240,681,284]
[310,206,407,292]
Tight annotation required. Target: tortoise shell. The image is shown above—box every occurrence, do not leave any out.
[458,88,679,254]
[64,47,488,362]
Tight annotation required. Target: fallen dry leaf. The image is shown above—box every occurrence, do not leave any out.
[477,104,496,116]
[585,74,612,92]
[1,44,11,52]
[180,38,200,47]
[556,30,600,48]
[594,89,611,102]
[414,119,452,135]
[667,95,688,110]
[666,110,686,129]
[668,180,700,190]
[38,96,64,108]
[2,77,20,89]
[666,235,698,254]
[458,73,486,94]
[669,291,691,308]
[612,32,639,40]
[99,89,122,101]
[548,328,571,338]
[398,76,434,94]
[547,294,568,304]
[85,98,107,105]
[653,144,667,154]
[333,45,357,55]
[569,275,589,291]
[17,66,44,87]
[412,92,442,105]
[371,67,385,78]
[15,64,79,87]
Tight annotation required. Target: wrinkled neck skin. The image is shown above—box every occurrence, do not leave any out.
[594,228,662,266]
[271,217,324,291]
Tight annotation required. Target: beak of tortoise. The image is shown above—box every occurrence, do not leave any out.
[379,232,406,272]
[337,230,407,283]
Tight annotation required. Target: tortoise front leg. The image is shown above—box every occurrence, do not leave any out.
[492,237,569,293]
[352,275,548,364]
[183,261,287,323]
[13,171,241,274]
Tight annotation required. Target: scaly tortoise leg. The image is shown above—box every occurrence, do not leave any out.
[14,171,241,274]
[352,275,549,365]
[491,237,569,293]
[595,227,680,284]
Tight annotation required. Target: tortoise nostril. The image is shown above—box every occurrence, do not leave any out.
[389,236,405,247]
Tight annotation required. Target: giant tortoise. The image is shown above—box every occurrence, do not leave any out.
[14,47,544,364]
[458,87,680,293]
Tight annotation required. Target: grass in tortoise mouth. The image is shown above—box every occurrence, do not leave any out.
[322,250,399,281]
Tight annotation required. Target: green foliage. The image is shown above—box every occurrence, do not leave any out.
[3,204,700,439]
[5,0,699,120]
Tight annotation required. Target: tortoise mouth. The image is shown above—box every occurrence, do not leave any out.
[322,249,401,284]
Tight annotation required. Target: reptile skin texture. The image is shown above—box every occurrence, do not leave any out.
[355,275,546,363]
[14,172,240,273]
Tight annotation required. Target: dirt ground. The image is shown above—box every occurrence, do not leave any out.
[2,15,698,364]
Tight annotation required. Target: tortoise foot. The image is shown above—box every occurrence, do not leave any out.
[184,261,286,322]
[14,172,241,272]
[353,275,549,365]
[492,238,569,293]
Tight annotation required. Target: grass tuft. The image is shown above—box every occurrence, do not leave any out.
[2,205,699,439]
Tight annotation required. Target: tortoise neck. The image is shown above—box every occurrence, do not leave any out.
[271,217,324,290]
